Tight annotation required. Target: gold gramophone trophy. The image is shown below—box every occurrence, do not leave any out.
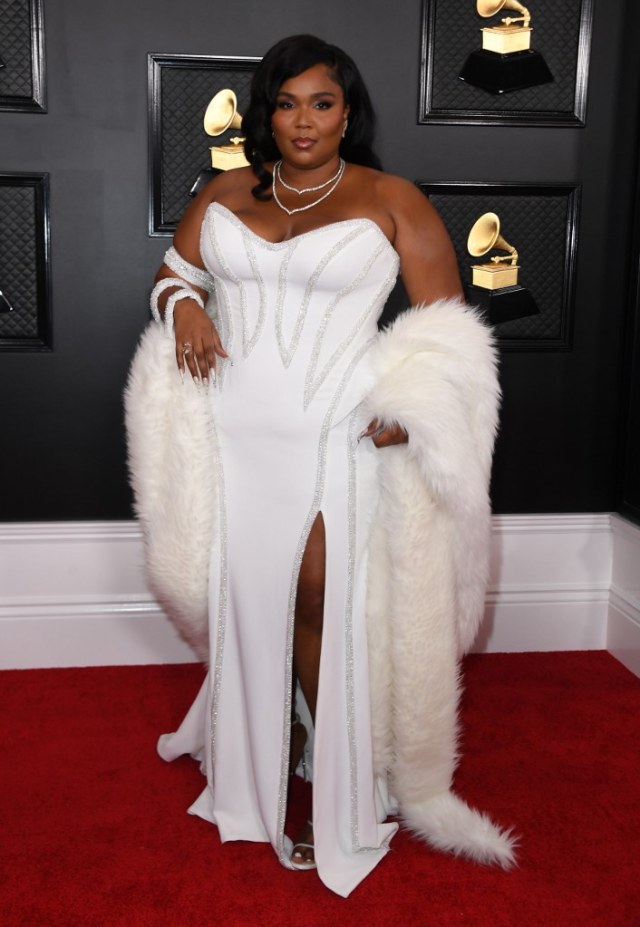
[465,212,538,323]
[459,1,552,94]
[189,88,249,197]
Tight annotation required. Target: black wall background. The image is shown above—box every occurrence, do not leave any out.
[615,0,640,526]
[0,0,638,521]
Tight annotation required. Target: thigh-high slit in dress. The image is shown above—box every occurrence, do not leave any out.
[158,202,400,897]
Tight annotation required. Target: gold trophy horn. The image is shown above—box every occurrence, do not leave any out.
[477,0,531,27]
[202,88,249,171]
[468,212,520,290]
[203,88,243,136]
[468,212,518,264]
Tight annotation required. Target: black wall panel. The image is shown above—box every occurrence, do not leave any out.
[0,0,637,520]
[615,0,640,525]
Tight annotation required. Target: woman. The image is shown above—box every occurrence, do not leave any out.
[126,35,514,897]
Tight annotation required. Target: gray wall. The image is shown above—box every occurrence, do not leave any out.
[0,0,638,520]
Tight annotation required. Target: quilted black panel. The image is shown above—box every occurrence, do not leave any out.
[422,183,579,346]
[0,175,51,349]
[151,57,258,234]
[0,0,33,97]
[422,0,590,120]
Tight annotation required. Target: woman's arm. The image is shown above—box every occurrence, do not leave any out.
[152,178,228,381]
[363,177,463,448]
[390,177,463,306]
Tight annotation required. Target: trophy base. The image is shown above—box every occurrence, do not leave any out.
[210,144,250,171]
[481,25,531,55]
[459,49,553,94]
[472,262,519,290]
[466,284,539,325]
[189,167,222,198]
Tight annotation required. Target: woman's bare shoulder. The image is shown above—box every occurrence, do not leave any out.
[201,165,257,205]
[363,170,463,303]
[375,172,442,224]
[345,166,441,232]
[172,167,257,262]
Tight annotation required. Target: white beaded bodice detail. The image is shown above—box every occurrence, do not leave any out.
[162,200,404,895]
[200,203,400,406]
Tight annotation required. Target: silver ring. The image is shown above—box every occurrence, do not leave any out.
[182,342,192,355]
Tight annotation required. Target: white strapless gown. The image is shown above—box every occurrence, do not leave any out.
[158,203,400,897]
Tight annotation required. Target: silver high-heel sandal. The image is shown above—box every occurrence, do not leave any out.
[289,712,308,780]
[290,819,316,871]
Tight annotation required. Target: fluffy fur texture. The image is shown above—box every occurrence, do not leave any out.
[124,323,216,661]
[124,299,516,867]
[366,300,500,657]
[364,299,515,868]
[402,793,517,867]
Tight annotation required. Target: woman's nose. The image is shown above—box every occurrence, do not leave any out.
[295,107,312,128]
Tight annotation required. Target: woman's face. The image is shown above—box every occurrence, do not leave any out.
[271,63,349,171]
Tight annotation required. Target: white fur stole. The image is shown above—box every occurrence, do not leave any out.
[365,299,515,868]
[123,300,516,867]
[124,322,215,661]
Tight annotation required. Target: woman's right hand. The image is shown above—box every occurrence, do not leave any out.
[173,299,228,383]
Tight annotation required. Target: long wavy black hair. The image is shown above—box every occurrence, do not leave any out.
[242,35,382,200]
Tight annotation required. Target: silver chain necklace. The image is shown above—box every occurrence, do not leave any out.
[275,158,344,195]
[272,159,346,216]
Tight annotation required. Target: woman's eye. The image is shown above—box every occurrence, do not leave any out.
[315,101,332,110]
[276,100,293,109]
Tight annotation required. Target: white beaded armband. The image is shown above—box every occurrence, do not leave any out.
[163,246,215,292]
[150,278,205,337]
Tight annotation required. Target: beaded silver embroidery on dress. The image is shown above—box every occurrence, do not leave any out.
[345,409,361,850]
[206,212,257,360]
[203,221,234,387]
[208,421,229,771]
[303,242,396,409]
[196,203,401,880]
[240,234,267,357]
[274,338,378,867]
[276,226,368,369]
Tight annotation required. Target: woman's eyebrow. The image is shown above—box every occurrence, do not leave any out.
[276,90,338,99]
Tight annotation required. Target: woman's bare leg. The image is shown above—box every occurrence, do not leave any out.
[293,513,325,722]
[291,512,325,866]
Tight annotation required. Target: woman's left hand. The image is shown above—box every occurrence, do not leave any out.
[360,419,408,448]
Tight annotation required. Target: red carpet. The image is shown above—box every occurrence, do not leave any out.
[1,652,638,926]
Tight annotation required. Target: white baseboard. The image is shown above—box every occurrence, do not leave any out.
[476,514,611,653]
[606,515,640,676]
[0,522,196,669]
[0,513,632,669]
[0,597,195,669]
[477,585,609,653]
